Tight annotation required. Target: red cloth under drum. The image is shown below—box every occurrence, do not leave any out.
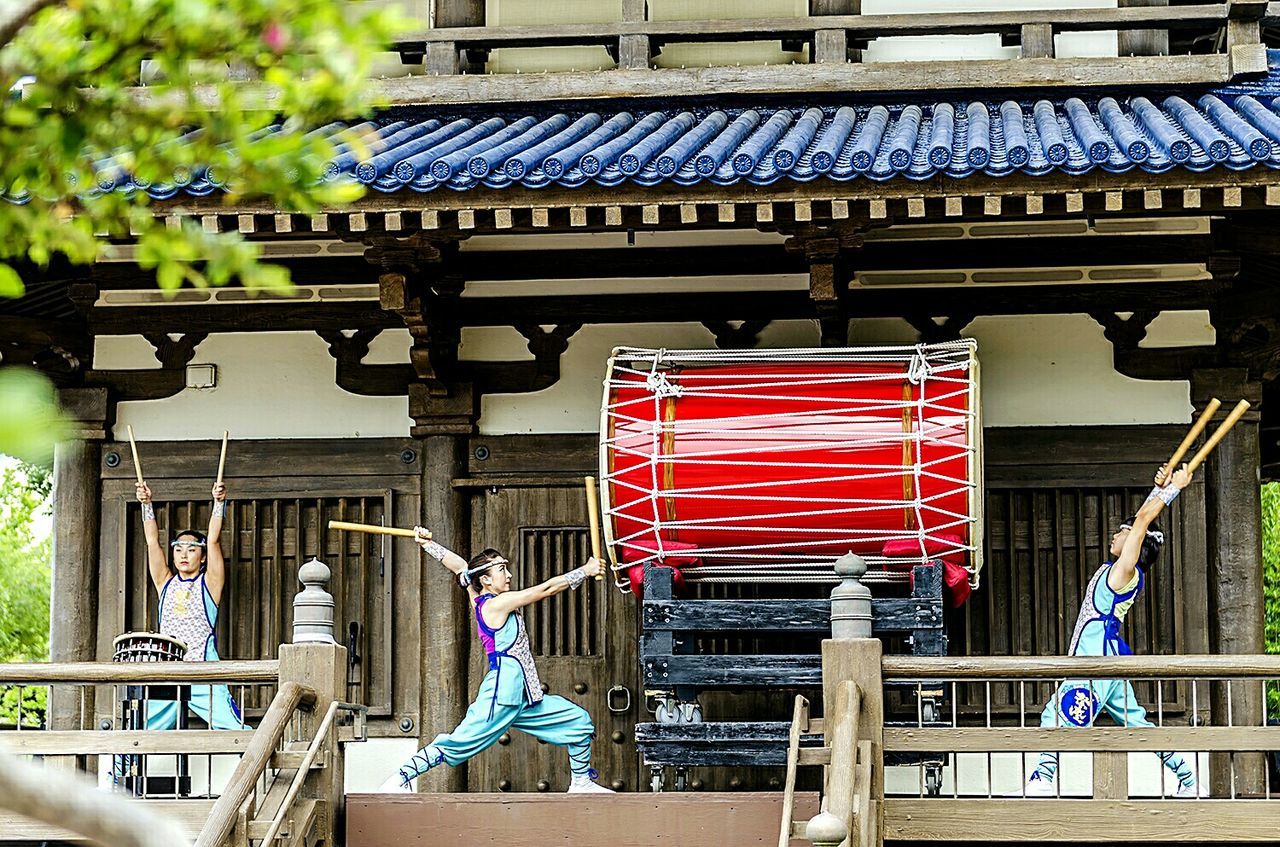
[881,534,972,608]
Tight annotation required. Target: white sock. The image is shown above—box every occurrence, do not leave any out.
[571,773,593,785]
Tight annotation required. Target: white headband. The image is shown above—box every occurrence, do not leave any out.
[1119,523,1164,545]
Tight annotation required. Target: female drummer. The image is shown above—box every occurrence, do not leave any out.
[134,479,246,731]
[379,528,614,794]
[1025,463,1196,798]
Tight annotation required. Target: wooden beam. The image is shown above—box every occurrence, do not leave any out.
[884,726,1280,753]
[87,302,399,335]
[371,54,1234,106]
[886,799,1280,842]
[1119,0,1169,56]
[0,800,214,843]
[0,660,279,684]
[883,653,1280,680]
[0,730,257,756]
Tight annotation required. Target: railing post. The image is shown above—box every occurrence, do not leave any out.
[279,559,347,843]
[811,0,856,64]
[820,552,882,847]
[618,0,651,70]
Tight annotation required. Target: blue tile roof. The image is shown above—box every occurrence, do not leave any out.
[78,51,1280,201]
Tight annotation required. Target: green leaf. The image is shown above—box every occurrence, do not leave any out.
[0,368,69,464]
[0,264,25,298]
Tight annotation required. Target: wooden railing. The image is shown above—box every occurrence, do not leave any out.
[382,1,1272,104]
[0,643,357,847]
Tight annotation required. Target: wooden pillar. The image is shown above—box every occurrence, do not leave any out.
[49,388,109,732]
[811,0,857,64]
[1117,0,1168,56]
[1195,369,1266,796]
[416,431,472,792]
[428,0,484,75]
[618,0,651,70]
[278,642,347,834]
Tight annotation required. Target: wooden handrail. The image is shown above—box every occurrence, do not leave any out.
[398,4,1241,48]
[193,681,315,847]
[825,680,863,847]
[0,729,256,756]
[0,660,279,685]
[883,654,1280,680]
[885,725,1280,753]
[256,700,341,845]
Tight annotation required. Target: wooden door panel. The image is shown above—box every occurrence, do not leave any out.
[468,484,641,793]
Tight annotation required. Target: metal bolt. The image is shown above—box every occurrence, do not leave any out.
[611,730,626,744]
[690,778,704,791]
[574,682,588,694]
[498,779,511,792]
[398,717,415,733]
[498,733,512,746]
[610,779,625,791]
[474,445,491,461]
[105,451,121,468]
[728,777,743,790]
[99,718,113,730]
[537,779,550,792]
[399,449,417,465]
[541,682,550,693]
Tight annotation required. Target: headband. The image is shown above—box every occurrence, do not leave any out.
[1119,522,1164,545]
[458,557,509,589]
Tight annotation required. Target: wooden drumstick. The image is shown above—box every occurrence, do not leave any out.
[126,425,144,485]
[1159,398,1221,485]
[328,520,427,539]
[584,476,604,580]
[1186,399,1252,474]
[216,430,229,485]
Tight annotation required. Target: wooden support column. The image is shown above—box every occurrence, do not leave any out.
[1194,369,1266,797]
[416,434,471,793]
[278,642,347,836]
[618,0,651,70]
[1118,0,1168,56]
[811,0,857,64]
[428,0,485,75]
[49,388,109,734]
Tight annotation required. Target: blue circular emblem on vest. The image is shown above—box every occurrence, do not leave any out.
[1059,685,1100,727]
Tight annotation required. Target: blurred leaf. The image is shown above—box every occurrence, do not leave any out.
[0,369,69,464]
[0,263,23,297]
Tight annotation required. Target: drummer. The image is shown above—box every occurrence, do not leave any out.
[135,479,246,730]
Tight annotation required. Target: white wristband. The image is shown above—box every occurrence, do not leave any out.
[1157,484,1181,506]
[563,568,587,590]
[141,502,155,522]
[421,539,449,562]
[211,499,226,518]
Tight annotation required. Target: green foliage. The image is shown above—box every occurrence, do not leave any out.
[1264,483,1280,719]
[0,367,69,464]
[0,461,53,727]
[0,0,400,294]
[0,0,403,461]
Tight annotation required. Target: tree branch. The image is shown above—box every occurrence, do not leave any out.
[0,0,62,50]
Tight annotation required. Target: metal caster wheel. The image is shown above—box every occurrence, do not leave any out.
[925,764,943,796]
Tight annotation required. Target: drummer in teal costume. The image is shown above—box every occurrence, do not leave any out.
[1025,463,1196,798]
[380,529,613,794]
[135,479,246,731]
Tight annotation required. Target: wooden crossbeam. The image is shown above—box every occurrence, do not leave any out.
[0,729,256,756]
[884,725,1280,753]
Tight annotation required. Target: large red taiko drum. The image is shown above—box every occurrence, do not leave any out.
[599,343,982,586]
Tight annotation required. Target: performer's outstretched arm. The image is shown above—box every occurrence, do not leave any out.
[205,481,228,603]
[1108,463,1192,591]
[135,481,168,591]
[482,557,604,617]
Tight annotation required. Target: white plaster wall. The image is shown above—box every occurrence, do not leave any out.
[96,331,412,441]
[94,309,1213,441]
[345,738,420,792]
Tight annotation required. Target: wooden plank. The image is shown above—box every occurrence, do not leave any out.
[883,654,1280,680]
[0,800,214,842]
[0,730,256,755]
[1094,750,1129,799]
[0,660,278,685]
[885,726,1280,753]
[368,54,1234,106]
[100,438,420,480]
[885,799,1280,841]
[348,793,822,847]
[1119,0,1170,56]
[641,597,941,633]
[642,654,821,688]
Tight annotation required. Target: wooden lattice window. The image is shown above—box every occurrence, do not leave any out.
[122,493,397,717]
[517,527,600,657]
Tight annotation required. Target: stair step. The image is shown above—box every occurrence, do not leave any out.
[797,746,832,766]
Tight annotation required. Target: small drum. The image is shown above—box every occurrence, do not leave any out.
[112,631,188,663]
[600,342,983,585]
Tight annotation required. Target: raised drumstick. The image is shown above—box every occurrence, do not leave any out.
[328,520,426,539]
[584,476,604,580]
[126,425,144,485]
[1186,399,1252,474]
[1159,398,1220,485]
[216,430,229,485]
